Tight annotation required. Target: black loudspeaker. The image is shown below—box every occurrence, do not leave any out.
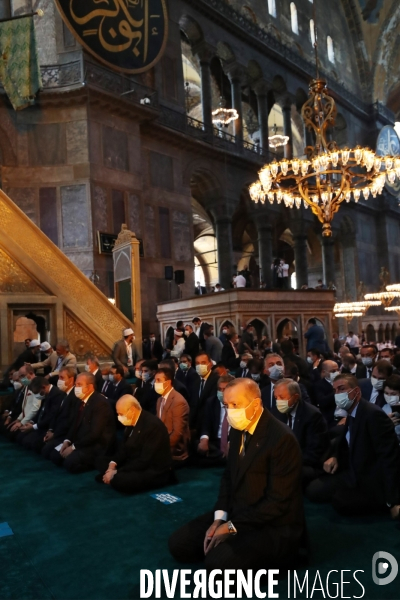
[174,270,185,285]
[165,266,173,280]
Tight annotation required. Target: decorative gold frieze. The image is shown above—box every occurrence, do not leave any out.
[65,312,111,359]
[0,247,44,294]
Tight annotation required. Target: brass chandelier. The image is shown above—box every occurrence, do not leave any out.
[248,3,400,237]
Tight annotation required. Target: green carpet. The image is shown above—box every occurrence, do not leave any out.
[1,436,399,600]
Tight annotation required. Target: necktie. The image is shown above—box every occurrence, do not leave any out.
[287,413,293,429]
[159,397,166,418]
[367,369,372,378]
[239,431,247,457]
[220,413,229,455]
[347,415,354,445]
[199,379,205,397]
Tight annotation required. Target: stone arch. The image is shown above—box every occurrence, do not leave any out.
[272,75,287,95]
[247,317,271,340]
[295,87,308,113]
[378,323,385,343]
[276,317,299,343]
[242,5,257,23]
[179,15,204,47]
[247,60,263,82]
[366,323,376,342]
[216,42,236,64]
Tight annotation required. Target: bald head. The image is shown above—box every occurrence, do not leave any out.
[321,360,339,379]
[224,378,262,407]
[116,394,142,425]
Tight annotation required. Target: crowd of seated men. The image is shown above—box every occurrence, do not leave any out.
[1,323,400,523]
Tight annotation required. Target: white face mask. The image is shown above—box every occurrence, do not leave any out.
[329,371,340,383]
[13,381,22,390]
[307,356,313,364]
[150,337,155,342]
[84,364,90,372]
[142,372,151,383]
[75,387,85,400]
[109,375,115,383]
[384,394,400,406]
[135,370,142,379]
[371,376,384,391]
[334,390,355,411]
[276,399,292,414]
[118,415,131,426]
[155,381,167,396]
[222,329,228,334]
[226,399,256,431]
[268,365,284,380]
[240,361,247,369]
[102,375,109,381]
[36,393,45,400]
[196,364,209,377]
[380,357,391,363]
[57,380,67,392]
[251,374,260,381]
[361,357,373,366]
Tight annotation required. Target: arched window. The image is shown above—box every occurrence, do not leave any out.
[290,3,299,35]
[310,19,315,45]
[327,36,335,63]
[268,0,277,18]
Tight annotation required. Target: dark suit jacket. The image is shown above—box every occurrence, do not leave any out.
[190,370,220,435]
[201,394,221,442]
[313,378,337,427]
[110,410,171,474]
[108,379,133,405]
[156,389,190,460]
[261,380,311,410]
[93,369,104,393]
[273,400,329,468]
[221,342,240,370]
[358,378,385,407]
[215,410,304,531]
[341,365,367,380]
[335,399,400,505]
[282,353,310,380]
[34,386,66,432]
[175,367,199,399]
[194,286,207,295]
[205,336,224,363]
[235,367,249,378]
[66,392,116,454]
[9,348,38,372]
[8,388,26,420]
[143,339,163,362]
[184,333,200,363]
[50,388,80,439]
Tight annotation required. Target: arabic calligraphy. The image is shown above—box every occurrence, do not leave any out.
[54,0,168,74]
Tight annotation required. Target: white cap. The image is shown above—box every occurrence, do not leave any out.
[123,328,134,337]
[174,330,183,337]
[40,342,51,351]
[29,340,40,348]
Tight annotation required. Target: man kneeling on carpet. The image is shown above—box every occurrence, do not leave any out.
[96,395,172,493]
[49,372,115,473]
[169,378,305,570]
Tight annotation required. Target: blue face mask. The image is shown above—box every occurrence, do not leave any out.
[217,390,224,404]
[179,362,189,371]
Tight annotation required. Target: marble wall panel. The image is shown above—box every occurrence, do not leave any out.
[144,205,156,257]
[67,121,89,164]
[149,151,173,190]
[102,126,128,171]
[6,187,37,224]
[28,123,67,166]
[93,185,108,232]
[172,210,191,262]
[61,184,90,248]
[127,193,142,236]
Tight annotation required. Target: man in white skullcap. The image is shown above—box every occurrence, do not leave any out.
[32,341,58,375]
[112,328,139,377]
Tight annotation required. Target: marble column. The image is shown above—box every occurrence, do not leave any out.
[215,217,234,289]
[257,223,273,288]
[229,75,243,142]
[293,232,309,288]
[322,236,335,286]
[199,59,213,132]
[254,83,270,154]
[282,103,293,160]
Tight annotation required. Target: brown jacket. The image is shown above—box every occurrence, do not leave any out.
[156,388,190,461]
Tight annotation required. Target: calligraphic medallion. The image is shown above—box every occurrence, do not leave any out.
[376,125,400,196]
[54,0,168,74]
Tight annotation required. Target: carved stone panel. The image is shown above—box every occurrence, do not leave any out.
[65,312,111,359]
[172,210,191,262]
[144,205,156,257]
[127,193,142,236]
[0,247,45,294]
[61,184,90,248]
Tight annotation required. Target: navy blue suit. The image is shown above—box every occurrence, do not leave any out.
[358,378,385,408]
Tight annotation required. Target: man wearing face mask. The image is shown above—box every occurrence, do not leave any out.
[246,358,270,389]
[306,374,400,518]
[358,359,392,407]
[112,328,138,377]
[169,378,305,570]
[0,372,26,436]
[7,365,38,439]
[198,374,234,463]
[261,353,285,411]
[359,344,378,379]
[48,340,77,379]
[235,353,252,378]
[183,324,200,364]
[155,368,190,464]
[85,355,103,393]
[307,348,323,383]
[6,339,40,374]
[105,365,133,407]
[142,332,163,362]
[176,354,199,399]
[340,354,366,380]
[313,360,343,430]
[135,360,158,413]
[191,353,220,439]
[382,375,400,442]
[273,379,329,486]
[31,342,57,376]
[41,367,79,460]
[19,377,66,452]
[221,332,240,371]
[95,395,172,493]
[49,372,115,473]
